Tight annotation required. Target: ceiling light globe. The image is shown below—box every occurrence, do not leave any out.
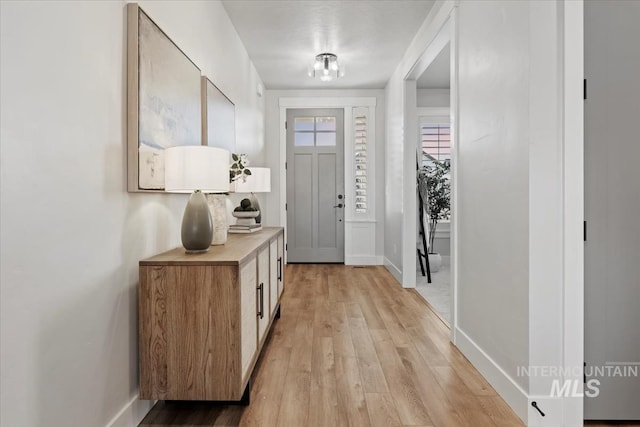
[309,52,343,82]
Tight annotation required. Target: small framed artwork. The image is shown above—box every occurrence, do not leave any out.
[127,3,202,192]
[201,76,235,161]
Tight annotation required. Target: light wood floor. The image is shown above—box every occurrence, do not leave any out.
[139,265,631,427]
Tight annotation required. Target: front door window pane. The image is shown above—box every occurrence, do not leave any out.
[294,117,314,132]
[294,132,314,146]
[316,132,336,146]
[315,117,336,131]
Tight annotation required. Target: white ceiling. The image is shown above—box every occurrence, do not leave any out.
[417,42,450,89]
[221,0,435,89]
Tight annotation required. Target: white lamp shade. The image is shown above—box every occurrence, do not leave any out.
[165,146,229,193]
[231,167,271,193]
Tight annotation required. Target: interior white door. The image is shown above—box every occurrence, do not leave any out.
[286,108,344,263]
[584,1,640,420]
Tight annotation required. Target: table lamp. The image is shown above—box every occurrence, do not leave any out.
[165,146,229,253]
[232,167,271,224]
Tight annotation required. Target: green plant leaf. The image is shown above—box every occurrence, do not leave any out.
[245,169,252,175]
[232,153,239,161]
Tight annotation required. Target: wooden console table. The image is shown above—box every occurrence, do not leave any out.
[138,227,285,403]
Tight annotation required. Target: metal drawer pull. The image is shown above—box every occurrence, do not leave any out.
[257,283,264,319]
[277,257,282,281]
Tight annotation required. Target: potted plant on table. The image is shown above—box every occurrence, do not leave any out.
[417,160,450,272]
[229,153,251,183]
[208,153,252,245]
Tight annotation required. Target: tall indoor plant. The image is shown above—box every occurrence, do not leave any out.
[418,160,451,267]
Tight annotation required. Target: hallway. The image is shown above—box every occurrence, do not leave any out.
[141,264,523,426]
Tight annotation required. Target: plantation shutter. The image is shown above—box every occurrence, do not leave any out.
[421,123,451,162]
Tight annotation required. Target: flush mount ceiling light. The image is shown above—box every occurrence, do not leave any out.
[308,52,345,82]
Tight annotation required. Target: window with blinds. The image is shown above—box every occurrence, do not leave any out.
[354,114,368,213]
[421,123,451,163]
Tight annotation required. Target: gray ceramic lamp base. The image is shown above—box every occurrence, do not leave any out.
[181,190,213,253]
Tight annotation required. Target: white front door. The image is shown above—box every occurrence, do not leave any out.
[286,108,345,263]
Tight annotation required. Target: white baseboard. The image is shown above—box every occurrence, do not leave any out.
[454,327,528,424]
[106,394,155,427]
[383,257,403,285]
[345,255,384,265]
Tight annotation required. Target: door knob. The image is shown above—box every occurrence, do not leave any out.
[333,203,343,208]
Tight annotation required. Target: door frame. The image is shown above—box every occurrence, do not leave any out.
[562,1,584,424]
[278,97,377,262]
[402,4,457,342]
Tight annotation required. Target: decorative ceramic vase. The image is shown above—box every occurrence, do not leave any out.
[225,197,236,226]
[182,190,213,253]
[207,194,228,245]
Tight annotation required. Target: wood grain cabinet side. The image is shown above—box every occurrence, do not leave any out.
[138,227,284,402]
[138,264,241,400]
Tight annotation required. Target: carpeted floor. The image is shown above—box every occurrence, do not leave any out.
[416,261,450,323]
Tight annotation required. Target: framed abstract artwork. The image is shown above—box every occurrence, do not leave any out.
[127,3,202,192]
[201,76,236,159]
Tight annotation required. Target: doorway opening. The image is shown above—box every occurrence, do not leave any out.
[414,42,451,323]
[402,11,457,336]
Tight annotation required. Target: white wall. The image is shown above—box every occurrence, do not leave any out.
[0,2,265,426]
[384,78,406,277]
[456,0,530,393]
[417,88,450,108]
[263,89,386,258]
[456,5,579,424]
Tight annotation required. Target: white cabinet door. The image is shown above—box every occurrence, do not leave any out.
[240,258,257,379]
